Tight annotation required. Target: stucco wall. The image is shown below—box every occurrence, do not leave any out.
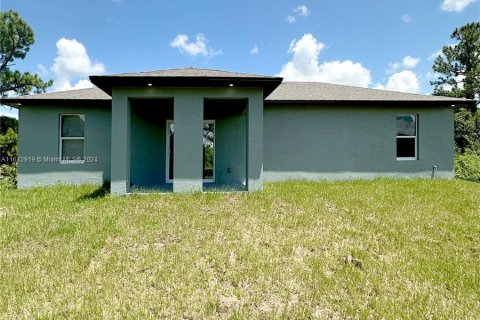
[213,112,247,190]
[17,105,111,188]
[16,101,454,189]
[263,105,454,181]
[130,109,168,190]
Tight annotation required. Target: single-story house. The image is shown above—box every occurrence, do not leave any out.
[1,68,474,194]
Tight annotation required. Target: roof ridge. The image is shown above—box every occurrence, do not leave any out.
[97,67,277,78]
[176,67,273,77]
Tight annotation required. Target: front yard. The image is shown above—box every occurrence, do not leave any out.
[0,179,479,319]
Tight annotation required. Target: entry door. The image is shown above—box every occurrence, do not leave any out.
[166,120,215,183]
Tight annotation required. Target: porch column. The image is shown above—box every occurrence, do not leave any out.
[173,94,203,192]
[246,93,264,191]
[110,94,131,194]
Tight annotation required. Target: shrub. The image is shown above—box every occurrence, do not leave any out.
[0,125,18,188]
[453,108,480,154]
[455,152,480,182]
[0,162,17,189]
[0,127,18,165]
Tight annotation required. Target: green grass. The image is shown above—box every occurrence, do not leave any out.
[0,179,479,319]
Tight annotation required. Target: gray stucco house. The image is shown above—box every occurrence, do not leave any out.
[1,68,474,194]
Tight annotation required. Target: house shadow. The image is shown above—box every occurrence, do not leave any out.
[77,184,110,201]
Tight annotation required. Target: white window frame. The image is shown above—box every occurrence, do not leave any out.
[59,114,85,164]
[396,114,417,161]
[166,119,215,183]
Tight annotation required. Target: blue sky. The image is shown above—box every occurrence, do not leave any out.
[1,0,479,117]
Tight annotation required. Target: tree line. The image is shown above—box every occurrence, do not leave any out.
[1,10,51,187]
[431,22,480,154]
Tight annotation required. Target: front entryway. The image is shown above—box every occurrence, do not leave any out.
[128,97,248,192]
[166,120,215,183]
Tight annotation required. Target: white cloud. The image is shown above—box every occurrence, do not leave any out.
[294,5,310,16]
[428,44,457,61]
[277,34,371,87]
[50,38,105,91]
[428,49,444,60]
[425,71,465,94]
[387,55,420,74]
[53,78,95,92]
[402,55,420,69]
[72,79,95,89]
[286,15,296,23]
[286,5,310,23]
[380,70,420,93]
[36,64,49,77]
[440,74,466,92]
[387,62,401,74]
[424,71,441,81]
[170,34,222,58]
[441,0,477,12]
[250,45,259,54]
[401,14,412,23]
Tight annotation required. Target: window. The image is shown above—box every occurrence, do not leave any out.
[396,115,417,160]
[166,120,215,182]
[60,114,85,163]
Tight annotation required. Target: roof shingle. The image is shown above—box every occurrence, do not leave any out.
[89,67,283,96]
[99,67,279,79]
[1,73,475,107]
[1,87,110,101]
[266,82,473,104]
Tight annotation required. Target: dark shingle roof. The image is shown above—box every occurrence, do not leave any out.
[2,87,110,101]
[90,67,283,96]
[266,82,474,105]
[1,76,475,108]
[1,87,111,107]
[102,67,279,79]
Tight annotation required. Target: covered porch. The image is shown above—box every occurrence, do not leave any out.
[127,97,250,192]
[89,69,282,194]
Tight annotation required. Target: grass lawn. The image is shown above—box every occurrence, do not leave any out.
[0,179,479,319]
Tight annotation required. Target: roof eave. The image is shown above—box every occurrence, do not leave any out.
[264,99,476,107]
[0,98,111,108]
[89,76,283,97]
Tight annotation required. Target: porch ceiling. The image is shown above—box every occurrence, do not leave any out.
[130,98,247,119]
